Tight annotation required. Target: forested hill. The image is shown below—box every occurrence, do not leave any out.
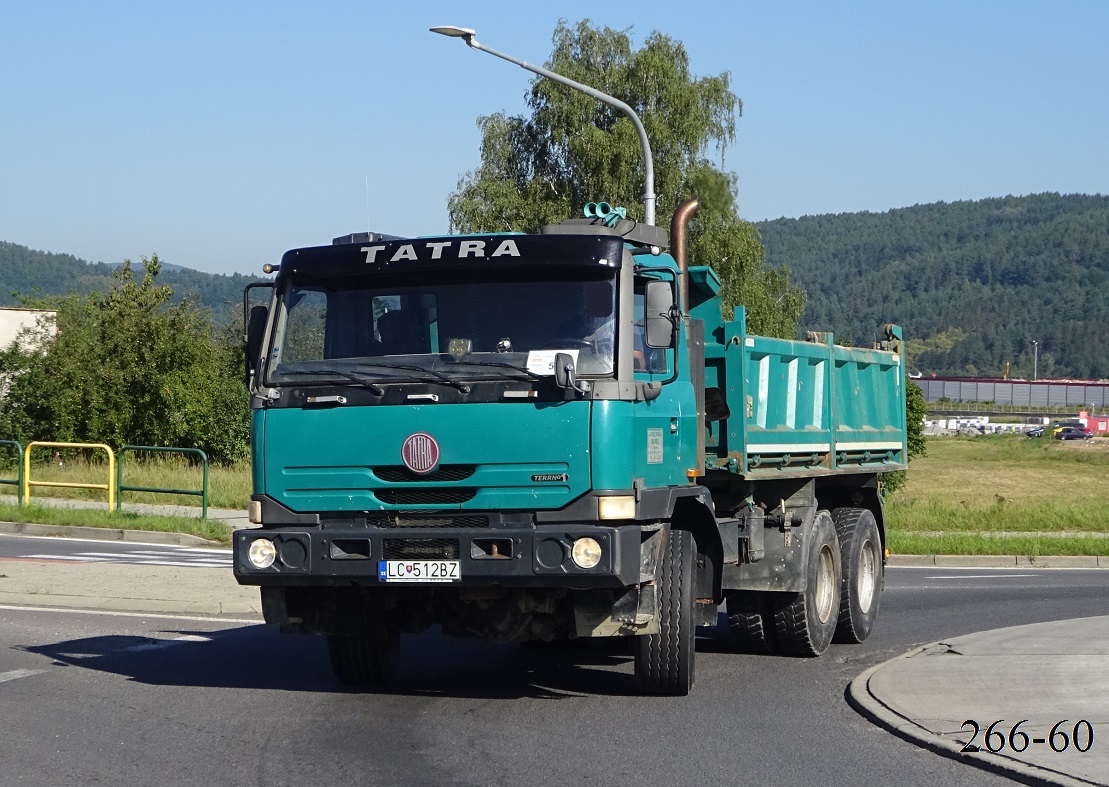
[0,242,262,324]
[756,193,1109,379]
[6,192,1109,377]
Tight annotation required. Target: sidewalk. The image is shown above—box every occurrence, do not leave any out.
[0,559,261,618]
[850,617,1109,787]
[0,494,257,618]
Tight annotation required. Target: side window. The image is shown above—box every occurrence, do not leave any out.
[281,289,327,363]
[633,283,670,374]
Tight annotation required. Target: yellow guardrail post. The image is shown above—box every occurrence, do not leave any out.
[23,441,116,510]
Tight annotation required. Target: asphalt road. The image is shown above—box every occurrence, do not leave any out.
[1,565,1106,786]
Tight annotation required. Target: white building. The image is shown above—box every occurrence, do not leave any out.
[0,307,56,352]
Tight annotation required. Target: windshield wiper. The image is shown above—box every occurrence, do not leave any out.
[349,361,472,394]
[445,360,545,381]
[285,369,385,396]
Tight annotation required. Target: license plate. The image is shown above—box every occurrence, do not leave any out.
[378,560,461,583]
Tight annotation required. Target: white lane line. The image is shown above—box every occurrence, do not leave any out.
[0,669,48,683]
[925,574,1039,579]
[129,548,230,555]
[0,604,260,625]
[16,553,229,567]
[890,566,1099,572]
[125,560,230,568]
[75,552,230,564]
[124,634,212,653]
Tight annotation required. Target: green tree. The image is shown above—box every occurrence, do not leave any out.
[448,19,804,338]
[881,380,928,496]
[0,256,248,463]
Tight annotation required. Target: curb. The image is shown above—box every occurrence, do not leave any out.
[847,650,1103,787]
[0,521,222,547]
[887,554,1108,568]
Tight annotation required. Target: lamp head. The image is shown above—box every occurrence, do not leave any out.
[430,26,476,46]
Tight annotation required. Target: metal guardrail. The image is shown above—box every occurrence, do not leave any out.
[115,445,209,520]
[23,441,116,510]
[0,440,24,504]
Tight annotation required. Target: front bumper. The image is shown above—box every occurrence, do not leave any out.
[234,524,656,589]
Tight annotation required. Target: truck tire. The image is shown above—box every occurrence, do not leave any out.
[634,528,696,695]
[831,507,882,644]
[725,590,778,654]
[772,511,841,656]
[326,612,400,687]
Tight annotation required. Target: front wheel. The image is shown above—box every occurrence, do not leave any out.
[772,511,841,656]
[326,609,400,688]
[634,528,696,695]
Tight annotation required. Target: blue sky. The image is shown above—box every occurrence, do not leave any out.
[1,1,1106,275]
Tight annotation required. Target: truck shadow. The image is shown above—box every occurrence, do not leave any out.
[23,624,678,699]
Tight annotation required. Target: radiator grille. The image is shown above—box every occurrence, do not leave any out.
[374,465,475,483]
[375,488,476,505]
[367,514,489,529]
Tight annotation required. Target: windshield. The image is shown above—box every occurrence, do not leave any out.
[267,269,617,385]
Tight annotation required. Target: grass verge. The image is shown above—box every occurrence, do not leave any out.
[0,456,252,509]
[889,532,1109,557]
[0,501,231,544]
[885,500,1109,533]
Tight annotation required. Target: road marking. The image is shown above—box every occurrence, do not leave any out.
[0,604,260,625]
[17,552,231,568]
[925,574,1039,579]
[0,668,47,684]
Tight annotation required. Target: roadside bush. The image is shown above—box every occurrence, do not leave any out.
[0,256,248,463]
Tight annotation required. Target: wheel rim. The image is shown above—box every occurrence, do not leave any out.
[815,544,836,624]
[857,537,879,613]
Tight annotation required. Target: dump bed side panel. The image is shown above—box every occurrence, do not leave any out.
[709,309,906,479]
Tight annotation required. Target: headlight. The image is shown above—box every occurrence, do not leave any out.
[571,537,603,569]
[247,538,277,569]
[598,495,635,520]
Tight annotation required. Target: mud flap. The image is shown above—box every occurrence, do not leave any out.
[573,584,661,637]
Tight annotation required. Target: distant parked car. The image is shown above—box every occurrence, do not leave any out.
[1055,426,1093,441]
[1024,426,1045,438]
[1050,420,1085,436]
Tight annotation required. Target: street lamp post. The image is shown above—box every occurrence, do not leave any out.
[1032,340,1038,381]
[430,25,657,227]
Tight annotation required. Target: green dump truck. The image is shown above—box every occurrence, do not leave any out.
[234,198,907,695]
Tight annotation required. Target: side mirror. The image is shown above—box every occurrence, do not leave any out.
[645,279,676,348]
[244,304,269,384]
[553,352,575,390]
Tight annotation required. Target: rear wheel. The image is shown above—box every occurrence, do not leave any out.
[327,608,400,687]
[832,507,882,644]
[634,528,696,695]
[772,511,841,656]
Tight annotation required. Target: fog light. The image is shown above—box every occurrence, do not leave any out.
[248,538,277,569]
[598,495,635,520]
[571,537,603,569]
